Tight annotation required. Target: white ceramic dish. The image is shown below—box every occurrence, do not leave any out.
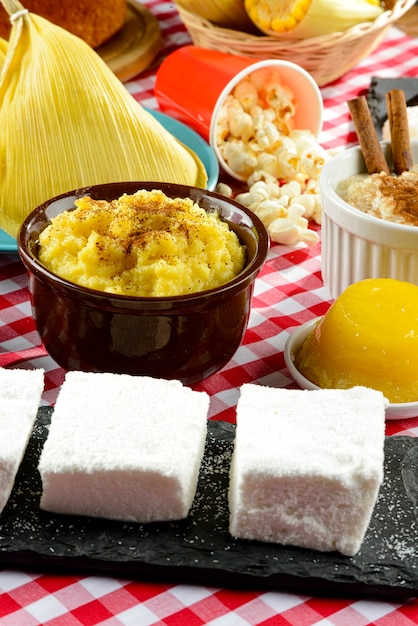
[320,141,418,300]
[284,318,418,421]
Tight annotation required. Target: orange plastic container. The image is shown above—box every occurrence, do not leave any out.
[155,46,256,140]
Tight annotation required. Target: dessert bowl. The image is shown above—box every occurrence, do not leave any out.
[320,140,418,300]
[284,318,418,421]
[18,181,269,384]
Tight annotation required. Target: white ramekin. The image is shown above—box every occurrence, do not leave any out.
[320,141,418,300]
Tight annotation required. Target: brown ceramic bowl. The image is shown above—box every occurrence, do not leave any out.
[18,181,269,384]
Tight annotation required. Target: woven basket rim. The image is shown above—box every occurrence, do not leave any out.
[176,0,416,47]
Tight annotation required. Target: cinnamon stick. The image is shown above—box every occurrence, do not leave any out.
[386,89,412,175]
[347,96,390,175]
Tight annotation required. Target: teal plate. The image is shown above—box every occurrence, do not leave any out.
[0,108,219,253]
[0,229,16,253]
[145,108,219,191]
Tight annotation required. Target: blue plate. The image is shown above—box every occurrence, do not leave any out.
[146,108,219,191]
[0,109,219,253]
[0,229,16,252]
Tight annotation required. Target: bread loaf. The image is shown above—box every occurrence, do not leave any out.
[0,0,127,48]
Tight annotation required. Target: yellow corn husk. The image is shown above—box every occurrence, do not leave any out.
[244,0,384,37]
[0,0,207,238]
[175,0,255,31]
[0,37,7,66]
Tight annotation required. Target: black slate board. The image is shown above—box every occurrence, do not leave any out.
[367,76,418,137]
[0,407,417,597]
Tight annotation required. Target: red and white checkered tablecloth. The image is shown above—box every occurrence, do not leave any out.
[1,1,418,623]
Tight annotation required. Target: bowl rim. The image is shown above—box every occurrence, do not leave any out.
[18,181,270,304]
[284,317,418,421]
[320,140,418,239]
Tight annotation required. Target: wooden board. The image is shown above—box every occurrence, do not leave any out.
[97,0,163,82]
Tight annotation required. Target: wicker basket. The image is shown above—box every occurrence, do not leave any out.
[175,0,416,86]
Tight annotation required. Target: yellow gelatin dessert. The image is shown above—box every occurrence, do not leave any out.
[294,278,418,404]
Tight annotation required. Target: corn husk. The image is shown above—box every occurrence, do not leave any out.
[244,0,384,37]
[0,37,6,65]
[0,0,207,238]
[175,0,255,31]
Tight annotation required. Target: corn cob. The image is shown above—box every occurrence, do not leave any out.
[244,0,384,37]
[0,0,207,238]
[175,0,255,31]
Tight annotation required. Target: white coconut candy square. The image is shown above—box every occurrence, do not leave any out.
[0,367,44,514]
[38,371,209,522]
[229,384,387,556]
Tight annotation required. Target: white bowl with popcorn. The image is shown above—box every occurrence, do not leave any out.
[213,60,329,247]
[210,59,323,183]
[320,140,418,300]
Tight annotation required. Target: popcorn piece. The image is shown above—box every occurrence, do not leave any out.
[215,182,233,198]
[268,204,320,246]
[233,79,259,111]
[219,140,257,178]
[295,185,323,224]
[254,152,279,178]
[255,121,280,150]
[236,179,320,247]
[255,200,287,227]
[230,112,253,141]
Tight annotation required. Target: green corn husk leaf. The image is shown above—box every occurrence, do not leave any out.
[0,0,207,237]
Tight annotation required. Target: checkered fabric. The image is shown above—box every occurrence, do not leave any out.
[0,1,418,623]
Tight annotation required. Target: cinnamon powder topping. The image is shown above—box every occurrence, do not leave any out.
[337,169,418,227]
[377,174,418,225]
